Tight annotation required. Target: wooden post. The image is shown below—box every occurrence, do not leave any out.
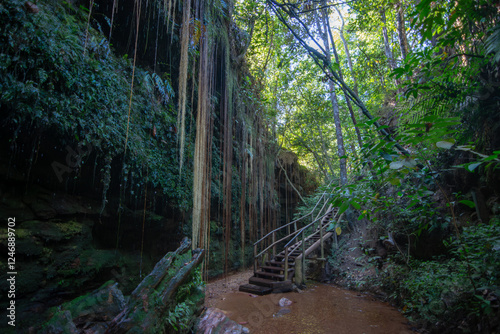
[301,230,305,283]
[295,256,302,285]
[284,247,289,281]
[320,218,324,259]
[254,244,257,274]
[272,231,276,258]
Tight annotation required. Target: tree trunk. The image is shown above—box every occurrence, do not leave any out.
[106,238,205,333]
[315,7,348,186]
[396,2,410,61]
[334,7,358,96]
[329,85,348,186]
[322,4,363,151]
[380,8,397,71]
[316,123,336,176]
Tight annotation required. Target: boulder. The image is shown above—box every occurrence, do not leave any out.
[278,297,292,307]
[196,308,250,334]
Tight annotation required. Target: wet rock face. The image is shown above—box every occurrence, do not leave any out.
[0,184,115,331]
[0,183,165,331]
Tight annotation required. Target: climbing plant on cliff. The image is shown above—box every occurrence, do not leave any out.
[0,0,193,209]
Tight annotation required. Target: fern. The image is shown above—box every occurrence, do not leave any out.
[145,72,175,104]
[485,23,500,63]
[396,83,469,129]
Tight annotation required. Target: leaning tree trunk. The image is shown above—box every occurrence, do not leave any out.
[334,7,358,96]
[106,238,205,333]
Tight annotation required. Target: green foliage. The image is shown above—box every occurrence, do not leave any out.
[0,0,191,209]
[167,267,204,332]
[452,219,500,298]
[175,267,205,303]
[400,258,471,323]
[385,218,500,327]
[167,300,195,331]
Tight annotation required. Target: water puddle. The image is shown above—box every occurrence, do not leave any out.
[214,283,415,334]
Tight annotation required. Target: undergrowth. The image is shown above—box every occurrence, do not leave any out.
[351,218,500,332]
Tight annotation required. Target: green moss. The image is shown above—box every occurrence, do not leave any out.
[55,220,84,238]
[14,229,31,239]
[21,220,83,242]
[40,310,77,334]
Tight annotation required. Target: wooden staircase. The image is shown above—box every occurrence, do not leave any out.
[239,206,338,295]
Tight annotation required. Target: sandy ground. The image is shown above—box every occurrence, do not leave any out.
[204,269,255,308]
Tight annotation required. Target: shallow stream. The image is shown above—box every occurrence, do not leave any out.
[214,283,415,334]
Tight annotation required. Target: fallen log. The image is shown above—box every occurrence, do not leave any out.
[106,238,205,333]
[41,237,205,334]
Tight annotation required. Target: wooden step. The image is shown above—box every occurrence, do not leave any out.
[249,276,278,288]
[255,271,285,280]
[249,277,294,292]
[239,284,272,295]
[267,261,295,267]
[260,265,294,272]
[274,255,297,260]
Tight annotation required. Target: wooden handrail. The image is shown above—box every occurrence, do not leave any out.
[283,208,339,281]
[253,178,335,247]
[284,209,335,256]
[254,205,333,260]
[255,227,302,259]
[253,179,336,274]
[284,207,336,249]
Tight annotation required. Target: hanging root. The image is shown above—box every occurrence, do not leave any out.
[177,0,191,174]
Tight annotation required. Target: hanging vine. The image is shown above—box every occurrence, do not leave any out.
[177,0,192,174]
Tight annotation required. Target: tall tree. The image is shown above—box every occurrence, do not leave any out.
[315,6,348,185]
[322,3,363,151]
[334,7,358,96]
[395,1,410,61]
[380,8,397,71]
